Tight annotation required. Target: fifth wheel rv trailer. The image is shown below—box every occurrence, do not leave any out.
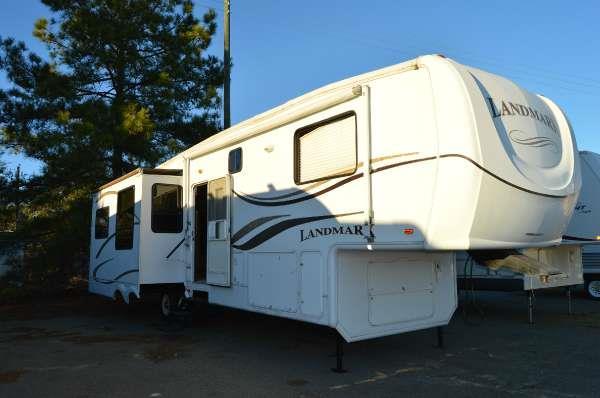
[89,54,581,347]
[564,150,600,299]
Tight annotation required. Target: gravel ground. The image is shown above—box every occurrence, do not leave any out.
[1,287,599,397]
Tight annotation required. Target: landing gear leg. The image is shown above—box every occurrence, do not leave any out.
[567,286,573,315]
[528,290,534,325]
[331,333,347,373]
[436,326,444,349]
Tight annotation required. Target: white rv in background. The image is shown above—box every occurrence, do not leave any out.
[89,55,581,344]
[564,151,600,299]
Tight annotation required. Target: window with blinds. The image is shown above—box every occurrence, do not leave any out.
[294,112,357,184]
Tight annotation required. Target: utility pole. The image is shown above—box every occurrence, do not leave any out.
[223,0,231,129]
[14,165,21,231]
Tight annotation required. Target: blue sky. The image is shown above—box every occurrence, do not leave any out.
[2,0,599,175]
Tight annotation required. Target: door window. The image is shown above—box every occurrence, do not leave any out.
[208,178,227,240]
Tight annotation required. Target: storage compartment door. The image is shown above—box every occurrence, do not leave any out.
[249,252,298,313]
[206,176,231,286]
[337,251,456,342]
[367,259,434,325]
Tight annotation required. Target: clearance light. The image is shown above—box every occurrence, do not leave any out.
[403,228,415,235]
[596,235,600,240]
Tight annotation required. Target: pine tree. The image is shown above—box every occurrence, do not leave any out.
[0,0,224,290]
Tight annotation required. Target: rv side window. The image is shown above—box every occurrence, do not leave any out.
[208,178,227,240]
[294,111,357,184]
[95,207,109,239]
[228,147,242,174]
[115,186,135,250]
[152,184,183,233]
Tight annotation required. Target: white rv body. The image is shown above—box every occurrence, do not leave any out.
[89,55,580,341]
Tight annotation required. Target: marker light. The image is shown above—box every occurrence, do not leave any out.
[596,235,600,240]
[403,228,414,235]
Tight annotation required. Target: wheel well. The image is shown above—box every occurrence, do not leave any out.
[139,283,184,300]
[113,290,125,303]
[128,292,138,304]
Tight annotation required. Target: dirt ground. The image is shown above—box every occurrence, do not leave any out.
[1,287,599,397]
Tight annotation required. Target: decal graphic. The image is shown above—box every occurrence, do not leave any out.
[233,173,363,206]
[487,97,559,134]
[232,212,362,251]
[234,152,419,204]
[231,215,289,243]
[575,202,591,214]
[509,129,559,153]
[300,224,365,242]
[234,153,568,213]
[95,269,139,284]
[438,154,566,199]
[92,258,114,280]
[92,258,138,284]
[95,233,116,258]
[240,181,329,201]
[165,237,186,259]
[95,218,139,258]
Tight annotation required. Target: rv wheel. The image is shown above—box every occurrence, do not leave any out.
[585,279,600,301]
[160,291,174,318]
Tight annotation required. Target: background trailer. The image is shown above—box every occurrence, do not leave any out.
[564,150,600,299]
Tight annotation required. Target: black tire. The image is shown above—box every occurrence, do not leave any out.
[113,291,125,304]
[128,293,138,306]
[585,278,600,301]
[160,291,175,319]
[160,289,186,319]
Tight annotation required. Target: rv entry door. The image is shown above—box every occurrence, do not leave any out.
[206,176,231,286]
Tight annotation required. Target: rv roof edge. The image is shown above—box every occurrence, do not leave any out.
[161,59,420,166]
[95,168,182,192]
[187,83,364,161]
[140,168,182,176]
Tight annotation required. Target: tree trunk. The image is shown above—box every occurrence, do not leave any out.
[111,147,123,178]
